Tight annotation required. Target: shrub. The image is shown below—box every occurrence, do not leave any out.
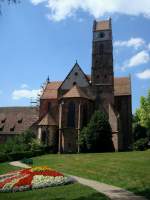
[133,123,147,142]
[21,158,33,165]
[80,110,114,152]
[0,152,7,162]
[133,138,149,151]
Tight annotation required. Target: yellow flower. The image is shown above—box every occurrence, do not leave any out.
[31,166,53,172]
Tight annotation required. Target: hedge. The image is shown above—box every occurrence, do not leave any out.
[0,149,46,163]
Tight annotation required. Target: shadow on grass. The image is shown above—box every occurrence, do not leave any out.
[49,193,109,200]
[131,187,150,200]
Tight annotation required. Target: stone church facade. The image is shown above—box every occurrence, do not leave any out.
[0,19,132,153]
[38,19,132,153]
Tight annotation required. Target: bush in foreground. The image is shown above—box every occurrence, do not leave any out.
[133,138,149,151]
[80,111,114,152]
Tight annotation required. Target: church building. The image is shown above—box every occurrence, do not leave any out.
[0,19,132,153]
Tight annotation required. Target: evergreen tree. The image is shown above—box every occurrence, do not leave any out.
[80,110,114,152]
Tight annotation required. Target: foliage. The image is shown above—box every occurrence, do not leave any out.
[0,129,49,162]
[21,158,33,165]
[1,129,43,154]
[132,89,150,151]
[132,123,147,141]
[135,89,150,130]
[133,138,149,151]
[80,111,114,152]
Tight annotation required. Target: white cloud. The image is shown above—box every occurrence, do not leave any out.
[128,51,150,67]
[148,43,150,50]
[30,0,150,21]
[136,69,150,79]
[114,38,145,50]
[12,89,40,100]
[121,50,150,70]
[20,84,29,89]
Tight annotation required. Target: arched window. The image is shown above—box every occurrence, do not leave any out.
[82,104,88,127]
[67,102,75,128]
[48,102,51,112]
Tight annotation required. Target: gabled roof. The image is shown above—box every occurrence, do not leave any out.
[0,107,39,134]
[40,75,131,100]
[41,81,62,99]
[59,62,90,90]
[62,85,92,100]
[94,19,111,31]
[114,77,131,96]
[38,113,57,126]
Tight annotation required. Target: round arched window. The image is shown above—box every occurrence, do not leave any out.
[73,81,76,86]
[99,32,105,38]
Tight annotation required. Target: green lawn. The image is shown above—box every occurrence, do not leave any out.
[0,183,109,200]
[31,150,150,199]
[0,162,20,175]
[0,151,150,200]
[0,162,109,200]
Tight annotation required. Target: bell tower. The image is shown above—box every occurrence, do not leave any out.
[91,19,114,112]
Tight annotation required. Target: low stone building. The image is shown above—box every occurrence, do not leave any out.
[0,107,39,144]
[0,19,132,153]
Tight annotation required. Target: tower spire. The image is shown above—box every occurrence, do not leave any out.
[46,75,50,83]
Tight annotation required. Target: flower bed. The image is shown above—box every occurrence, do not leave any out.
[0,166,73,192]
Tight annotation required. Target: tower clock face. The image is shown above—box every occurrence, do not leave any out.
[94,32,105,40]
[93,31,112,42]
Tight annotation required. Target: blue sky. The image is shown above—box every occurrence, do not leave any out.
[0,0,150,113]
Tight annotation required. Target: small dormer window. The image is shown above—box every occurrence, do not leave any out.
[73,82,76,86]
[18,119,23,124]
[48,102,51,112]
[1,119,6,123]
[0,125,4,131]
[10,126,15,132]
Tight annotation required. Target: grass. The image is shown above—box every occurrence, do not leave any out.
[0,183,109,200]
[0,151,149,199]
[0,162,109,200]
[31,150,150,199]
[0,162,20,175]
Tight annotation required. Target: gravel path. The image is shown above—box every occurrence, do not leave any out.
[9,161,30,169]
[70,175,147,200]
[9,161,148,200]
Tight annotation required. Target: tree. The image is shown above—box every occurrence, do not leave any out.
[135,89,150,130]
[132,89,150,151]
[79,110,114,152]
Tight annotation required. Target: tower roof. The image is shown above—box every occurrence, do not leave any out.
[93,19,111,31]
[62,85,92,100]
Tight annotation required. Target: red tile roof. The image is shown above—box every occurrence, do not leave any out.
[114,77,131,96]
[86,75,131,96]
[0,107,39,134]
[95,20,111,31]
[62,85,92,99]
[41,82,62,99]
[40,76,131,100]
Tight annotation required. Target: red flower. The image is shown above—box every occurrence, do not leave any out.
[14,174,33,187]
